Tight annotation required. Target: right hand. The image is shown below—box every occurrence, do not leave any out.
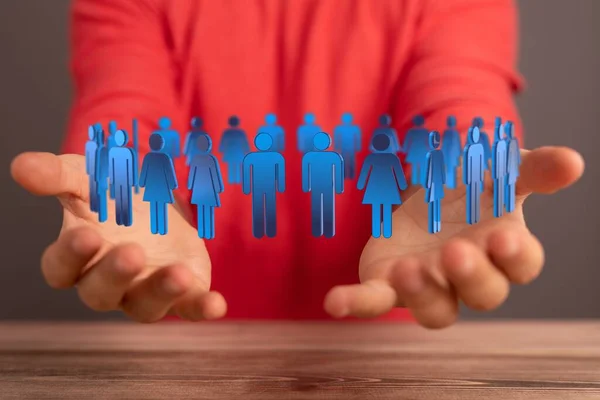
[11,152,226,322]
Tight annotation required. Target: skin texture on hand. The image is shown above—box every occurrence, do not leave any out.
[324,146,585,329]
[10,152,227,323]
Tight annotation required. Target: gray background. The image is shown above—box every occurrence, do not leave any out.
[0,1,598,320]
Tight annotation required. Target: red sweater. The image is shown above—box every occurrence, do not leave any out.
[63,0,524,320]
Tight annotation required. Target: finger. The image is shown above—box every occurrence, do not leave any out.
[516,147,584,197]
[170,290,228,321]
[10,152,86,199]
[324,279,397,318]
[487,228,545,285]
[390,258,459,329]
[41,227,103,289]
[76,244,145,312]
[441,239,510,311]
[120,265,194,323]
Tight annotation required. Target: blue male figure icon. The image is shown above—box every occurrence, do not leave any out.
[297,112,322,153]
[156,117,181,159]
[259,113,285,153]
[357,133,408,238]
[463,126,485,224]
[243,133,286,238]
[219,115,250,184]
[107,121,118,199]
[333,113,361,179]
[370,114,401,154]
[183,117,209,165]
[94,123,110,222]
[425,131,446,234]
[188,134,224,239]
[505,121,521,213]
[139,133,178,235]
[492,117,508,218]
[403,115,430,186]
[302,132,344,238]
[85,125,100,214]
[108,129,136,226]
[441,116,461,189]
[473,117,492,170]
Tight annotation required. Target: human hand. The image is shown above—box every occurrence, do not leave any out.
[11,152,226,322]
[324,147,584,328]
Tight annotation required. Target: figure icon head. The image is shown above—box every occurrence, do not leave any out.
[505,121,514,139]
[114,129,129,147]
[265,113,277,124]
[149,133,165,151]
[191,117,203,129]
[494,117,504,141]
[108,121,117,134]
[159,117,172,130]
[88,125,96,141]
[469,126,481,144]
[413,115,425,127]
[304,112,316,124]
[228,115,240,128]
[342,112,353,124]
[196,134,212,153]
[473,117,484,129]
[372,133,391,153]
[255,132,273,151]
[429,131,441,149]
[379,114,391,126]
[447,116,457,128]
[313,132,331,151]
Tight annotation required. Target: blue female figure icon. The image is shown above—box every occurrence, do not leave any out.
[188,134,224,239]
[505,121,521,213]
[357,133,408,238]
[108,129,136,226]
[219,116,250,184]
[139,133,178,235]
[441,116,461,189]
[425,131,446,234]
[403,115,430,186]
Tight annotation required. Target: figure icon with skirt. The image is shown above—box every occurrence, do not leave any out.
[357,133,408,238]
[425,131,446,234]
[189,134,224,239]
[139,133,178,235]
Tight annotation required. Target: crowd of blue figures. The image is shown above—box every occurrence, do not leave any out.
[85,113,521,239]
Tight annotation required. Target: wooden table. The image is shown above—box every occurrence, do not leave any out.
[0,321,599,399]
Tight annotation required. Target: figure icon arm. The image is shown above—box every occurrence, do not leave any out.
[278,128,285,152]
[357,157,372,191]
[355,127,362,152]
[276,155,286,193]
[166,157,178,190]
[463,150,471,185]
[426,154,433,189]
[183,133,192,158]
[127,151,136,187]
[108,151,115,185]
[392,129,402,153]
[212,156,224,193]
[301,156,311,192]
[335,155,344,194]
[139,156,149,188]
[242,157,252,195]
[393,158,408,191]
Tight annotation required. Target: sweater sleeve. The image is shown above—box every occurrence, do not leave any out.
[392,0,525,143]
[63,0,185,157]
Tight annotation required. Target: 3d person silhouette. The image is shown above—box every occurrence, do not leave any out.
[333,112,361,179]
[139,133,178,235]
[156,116,181,159]
[492,117,508,218]
[108,129,136,227]
[85,125,100,214]
[370,114,401,154]
[473,117,492,170]
[403,115,430,186]
[505,121,521,213]
[302,132,344,237]
[357,133,408,238]
[442,115,461,189]
[219,115,250,184]
[297,112,322,153]
[259,113,285,153]
[463,126,485,224]
[188,134,224,239]
[242,132,286,238]
[94,123,109,223]
[107,121,118,199]
[425,131,446,234]
[183,117,209,165]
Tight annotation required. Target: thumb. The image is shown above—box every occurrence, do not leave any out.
[10,152,88,200]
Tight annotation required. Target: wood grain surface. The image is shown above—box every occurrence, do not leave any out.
[0,321,599,399]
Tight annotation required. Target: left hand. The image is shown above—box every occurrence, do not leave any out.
[324,146,584,328]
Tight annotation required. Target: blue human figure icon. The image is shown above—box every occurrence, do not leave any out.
[156,117,181,159]
[357,133,408,238]
[425,131,446,234]
[107,121,118,199]
[219,115,250,184]
[242,133,286,238]
[183,117,209,166]
[108,130,136,227]
[492,117,508,218]
[302,132,344,238]
[297,112,322,153]
[188,134,224,239]
[85,125,100,214]
[94,123,110,222]
[504,121,521,213]
[259,113,285,153]
[403,115,430,186]
[463,126,485,224]
[370,114,401,154]
[473,117,492,170]
[333,113,361,180]
[441,116,461,189]
[139,133,178,235]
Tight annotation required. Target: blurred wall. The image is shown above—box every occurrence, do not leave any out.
[0,0,597,320]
